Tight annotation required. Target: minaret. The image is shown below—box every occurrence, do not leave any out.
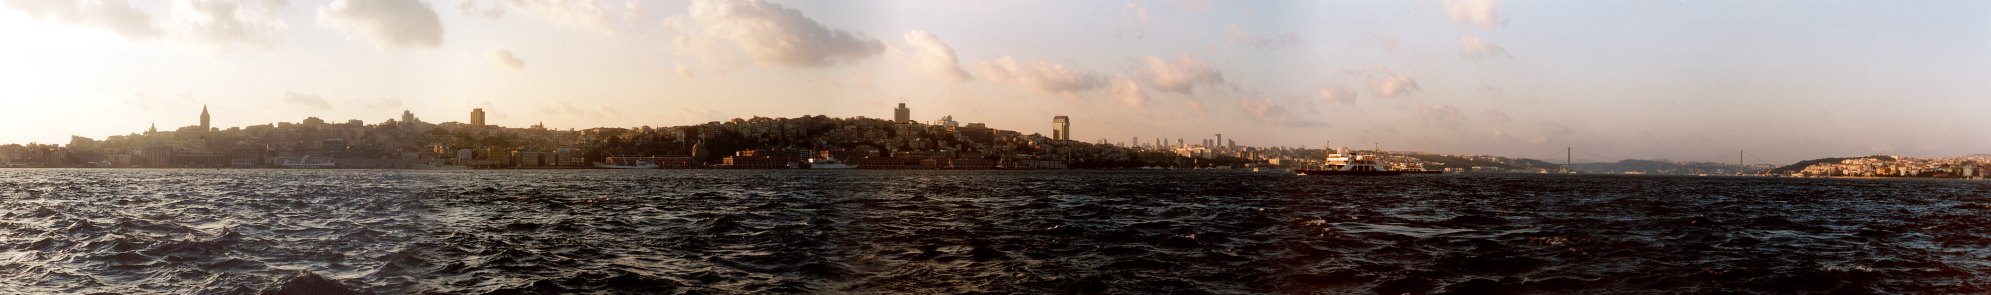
[200,105,211,131]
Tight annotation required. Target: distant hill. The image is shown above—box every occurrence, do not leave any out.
[1402,153,1559,171]
[1569,159,1744,175]
[1770,155,1895,174]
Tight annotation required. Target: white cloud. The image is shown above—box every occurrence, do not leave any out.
[1139,55,1225,94]
[507,0,634,31]
[455,0,506,19]
[1353,65,1420,98]
[1319,86,1357,104]
[170,0,289,48]
[1122,2,1148,26]
[672,0,885,67]
[904,30,971,82]
[318,0,443,48]
[280,91,331,110]
[1461,34,1507,58]
[666,23,741,66]
[2,0,291,49]
[1444,0,1500,29]
[976,56,1106,96]
[1225,24,1295,49]
[1,0,162,38]
[675,63,695,79]
[1111,76,1147,107]
[487,46,524,70]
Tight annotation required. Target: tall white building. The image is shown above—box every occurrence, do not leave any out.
[1052,116,1070,141]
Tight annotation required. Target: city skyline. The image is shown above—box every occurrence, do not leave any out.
[2,0,1987,163]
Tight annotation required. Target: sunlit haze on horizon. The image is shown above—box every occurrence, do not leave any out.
[1,0,1986,164]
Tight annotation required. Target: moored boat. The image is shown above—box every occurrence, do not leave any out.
[808,156,857,169]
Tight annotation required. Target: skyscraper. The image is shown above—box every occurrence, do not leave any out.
[471,108,486,127]
[1052,116,1070,141]
[894,103,911,123]
[199,105,210,131]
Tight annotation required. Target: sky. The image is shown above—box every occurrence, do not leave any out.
[0,0,1986,164]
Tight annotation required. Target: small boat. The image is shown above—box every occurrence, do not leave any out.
[280,155,336,168]
[808,156,857,169]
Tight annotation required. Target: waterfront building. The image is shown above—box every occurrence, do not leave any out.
[471,108,486,127]
[934,115,958,128]
[894,103,911,123]
[1052,116,1070,141]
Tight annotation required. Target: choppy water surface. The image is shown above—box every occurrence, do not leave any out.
[2,169,1988,294]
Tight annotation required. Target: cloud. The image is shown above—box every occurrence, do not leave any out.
[1444,0,1500,29]
[1420,104,1465,128]
[318,0,444,48]
[976,56,1106,96]
[1122,2,1148,26]
[1238,97,1324,127]
[1110,76,1147,107]
[170,0,289,48]
[1354,65,1421,98]
[506,0,641,32]
[675,63,695,79]
[1483,109,1511,123]
[1539,121,1574,135]
[1138,55,1225,94]
[1318,86,1357,105]
[487,46,524,70]
[671,0,885,67]
[904,30,971,82]
[455,0,506,19]
[280,91,331,110]
[1225,24,1296,49]
[1460,34,1507,58]
[4,0,291,48]
[2,0,163,38]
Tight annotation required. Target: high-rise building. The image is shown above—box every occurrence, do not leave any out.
[199,105,210,131]
[471,108,486,127]
[1052,116,1070,141]
[894,103,911,123]
[1215,134,1221,149]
